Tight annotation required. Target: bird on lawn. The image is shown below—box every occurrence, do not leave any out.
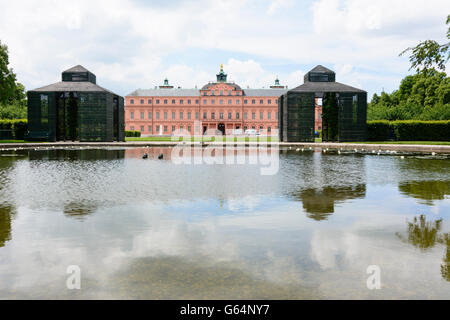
[142,153,148,159]
[158,154,164,160]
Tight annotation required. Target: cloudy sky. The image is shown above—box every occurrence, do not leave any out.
[1,0,449,98]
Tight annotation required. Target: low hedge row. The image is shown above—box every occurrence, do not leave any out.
[125,130,141,137]
[367,120,450,141]
[0,119,28,140]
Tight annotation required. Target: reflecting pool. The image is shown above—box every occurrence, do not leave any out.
[0,147,449,299]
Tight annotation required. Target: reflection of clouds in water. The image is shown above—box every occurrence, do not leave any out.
[227,196,263,212]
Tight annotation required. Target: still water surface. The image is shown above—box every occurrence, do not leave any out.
[0,147,449,299]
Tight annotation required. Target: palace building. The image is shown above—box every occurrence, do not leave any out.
[125,65,290,136]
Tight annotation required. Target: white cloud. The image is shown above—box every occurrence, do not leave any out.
[0,0,449,97]
[267,0,295,15]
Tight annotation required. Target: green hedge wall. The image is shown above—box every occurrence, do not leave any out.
[367,120,450,141]
[0,119,28,140]
[125,130,141,137]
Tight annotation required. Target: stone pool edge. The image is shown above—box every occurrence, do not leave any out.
[1,141,450,154]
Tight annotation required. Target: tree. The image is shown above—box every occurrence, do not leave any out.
[0,40,18,104]
[0,40,27,120]
[400,15,450,72]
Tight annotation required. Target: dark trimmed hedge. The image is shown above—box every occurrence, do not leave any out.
[367,120,450,141]
[125,130,141,137]
[367,120,391,141]
[0,119,28,140]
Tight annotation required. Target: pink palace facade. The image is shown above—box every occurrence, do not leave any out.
[125,65,322,136]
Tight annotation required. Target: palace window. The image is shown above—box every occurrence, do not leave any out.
[148,112,152,119]
[140,99,144,104]
[148,125,152,132]
[259,126,263,131]
[180,125,184,130]
[140,126,144,132]
[228,90,232,96]
[268,99,271,104]
[260,100,263,104]
[236,112,240,119]
[195,112,199,119]
[203,99,207,104]
[203,112,207,119]
[211,90,215,96]
[141,112,144,120]
[268,112,271,120]
[220,112,224,120]
[172,99,175,104]
[172,112,175,120]
[236,92,240,96]
[228,112,232,120]
[252,112,256,120]
[156,99,160,104]
[236,100,239,104]
[188,100,191,104]
[164,112,168,120]
[164,126,168,132]
[275,99,278,104]
[148,99,152,104]
[180,112,183,120]
[180,100,184,104]
[164,99,168,104]
[211,112,215,120]
[244,112,247,120]
[228,100,232,104]
[252,99,256,104]
[244,100,248,104]
[275,112,278,119]
[220,90,223,96]
[195,100,199,104]
[203,92,207,96]
[220,100,223,105]
[188,126,191,132]
[268,126,271,132]
[172,125,175,132]
[130,111,134,119]
[156,112,160,119]
[211,100,215,104]
[130,99,134,104]
[260,112,263,120]
[188,112,191,120]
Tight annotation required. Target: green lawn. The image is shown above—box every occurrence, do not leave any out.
[126,136,279,142]
[0,140,44,143]
[347,141,450,145]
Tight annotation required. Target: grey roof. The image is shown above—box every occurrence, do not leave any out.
[243,89,288,96]
[290,81,365,93]
[63,65,90,73]
[127,88,200,97]
[127,88,288,97]
[201,83,242,91]
[308,65,335,74]
[30,81,118,95]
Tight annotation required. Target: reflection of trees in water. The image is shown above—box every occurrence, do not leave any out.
[63,201,98,220]
[398,180,450,205]
[397,215,443,250]
[292,184,366,221]
[0,204,16,247]
[396,214,450,282]
[441,234,450,282]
